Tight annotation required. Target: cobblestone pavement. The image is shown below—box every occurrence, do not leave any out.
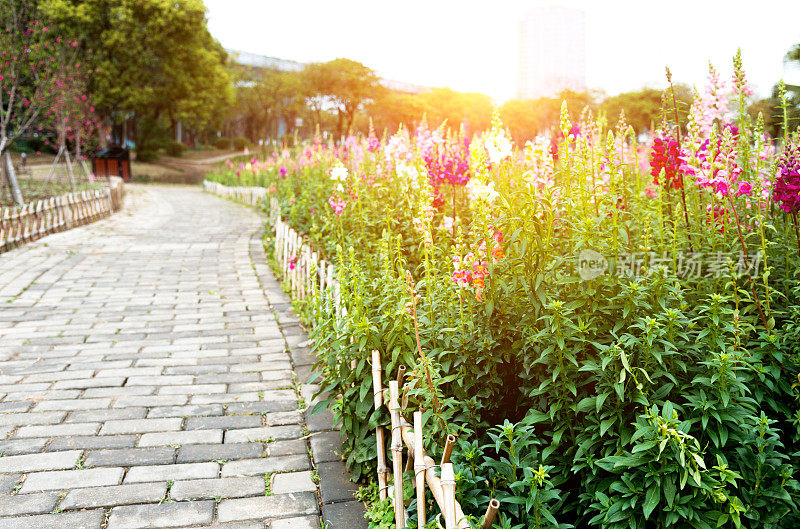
[0,185,364,528]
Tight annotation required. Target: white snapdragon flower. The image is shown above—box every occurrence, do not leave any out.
[485,131,513,164]
[396,162,421,189]
[330,160,349,182]
[467,180,500,204]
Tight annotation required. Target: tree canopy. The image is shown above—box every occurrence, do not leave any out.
[42,0,232,149]
[303,58,383,138]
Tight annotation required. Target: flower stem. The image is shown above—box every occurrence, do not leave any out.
[728,197,768,330]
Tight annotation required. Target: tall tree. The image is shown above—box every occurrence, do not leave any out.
[0,0,68,205]
[304,58,382,139]
[601,85,691,133]
[43,0,232,152]
[39,42,100,190]
[417,88,492,133]
[773,43,800,138]
[500,90,598,143]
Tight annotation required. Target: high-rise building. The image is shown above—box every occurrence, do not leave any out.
[517,6,587,99]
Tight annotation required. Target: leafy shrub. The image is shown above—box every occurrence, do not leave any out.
[232,136,250,150]
[164,141,185,157]
[134,139,160,163]
[135,115,167,162]
[214,137,232,150]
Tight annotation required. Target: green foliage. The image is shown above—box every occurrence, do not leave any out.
[231,68,305,142]
[501,90,599,143]
[356,483,395,529]
[232,136,251,151]
[214,137,232,150]
[42,0,233,145]
[134,115,166,162]
[304,58,383,138]
[165,141,185,157]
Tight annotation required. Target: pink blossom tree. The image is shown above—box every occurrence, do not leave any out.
[39,43,100,191]
[0,0,72,204]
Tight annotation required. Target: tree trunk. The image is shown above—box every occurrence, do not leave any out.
[64,148,76,192]
[76,128,83,162]
[41,146,65,191]
[336,112,344,143]
[98,115,110,148]
[2,150,24,206]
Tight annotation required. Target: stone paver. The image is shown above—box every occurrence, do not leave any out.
[0,492,60,516]
[0,186,359,527]
[107,501,215,528]
[0,450,81,473]
[273,515,321,529]
[169,476,264,500]
[60,483,168,509]
[2,510,105,529]
[272,470,316,494]
[322,501,369,529]
[21,467,124,492]
[124,462,218,483]
[217,492,318,523]
[220,454,309,477]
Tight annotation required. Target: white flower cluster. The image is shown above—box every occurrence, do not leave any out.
[467,179,499,204]
[330,160,348,193]
[396,162,421,189]
[484,130,513,165]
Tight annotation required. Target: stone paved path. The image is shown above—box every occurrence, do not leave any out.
[0,185,364,528]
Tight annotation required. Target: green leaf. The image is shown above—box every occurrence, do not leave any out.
[663,475,676,508]
[600,417,616,437]
[596,392,610,413]
[643,482,660,519]
[576,396,596,413]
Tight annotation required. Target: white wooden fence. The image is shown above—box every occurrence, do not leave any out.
[203,180,268,207]
[1,177,125,254]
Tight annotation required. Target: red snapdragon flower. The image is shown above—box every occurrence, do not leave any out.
[649,134,686,190]
[774,143,800,214]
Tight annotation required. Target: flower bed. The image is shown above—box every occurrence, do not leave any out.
[206,55,800,528]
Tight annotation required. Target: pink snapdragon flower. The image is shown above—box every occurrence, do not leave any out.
[736,180,752,197]
[328,196,347,216]
[442,216,454,232]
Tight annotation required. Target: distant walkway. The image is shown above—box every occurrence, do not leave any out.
[0,185,364,528]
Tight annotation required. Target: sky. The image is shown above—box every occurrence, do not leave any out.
[204,0,800,103]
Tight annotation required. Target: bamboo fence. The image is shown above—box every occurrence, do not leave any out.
[206,182,502,529]
[0,176,125,254]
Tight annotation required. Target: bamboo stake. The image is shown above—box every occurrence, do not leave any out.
[372,350,389,501]
[481,498,500,529]
[388,381,405,528]
[397,419,470,529]
[405,451,414,474]
[441,434,456,466]
[414,411,426,527]
[396,364,406,386]
[441,463,456,529]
